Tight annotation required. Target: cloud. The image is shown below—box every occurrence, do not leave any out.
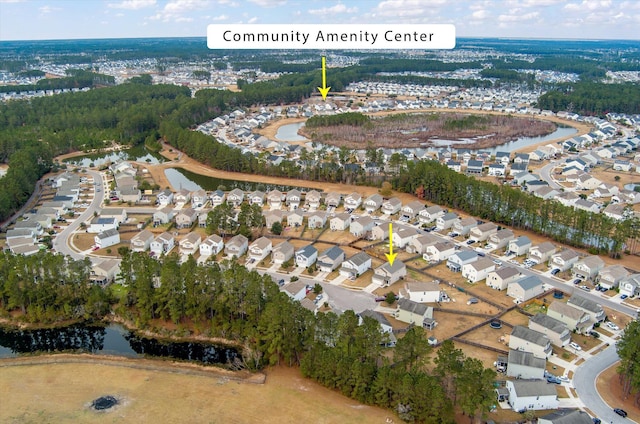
[39,5,60,14]
[247,16,258,23]
[498,10,540,22]
[211,14,228,21]
[372,0,446,19]
[0,0,27,3]
[471,9,490,19]
[148,0,211,22]
[107,0,156,9]
[247,0,286,7]
[308,3,358,16]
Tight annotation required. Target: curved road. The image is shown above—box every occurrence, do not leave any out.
[573,344,636,423]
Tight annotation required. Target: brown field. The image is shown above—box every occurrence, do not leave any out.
[459,324,510,352]
[341,269,375,290]
[463,283,515,309]
[499,309,532,327]
[317,229,357,245]
[0,357,397,424]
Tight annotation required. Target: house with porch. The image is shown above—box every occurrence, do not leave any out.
[317,246,345,272]
[227,188,244,207]
[307,211,327,229]
[94,229,120,249]
[150,232,175,256]
[547,301,593,334]
[469,222,498,242]
[571,255,605,281]
[597,265,630,290]
[295,244,318,268]
[248,237,272,262]
[398,281,441,303]
[350,216,374,238]
[452,217,477,236]
[339,252,372,279]
[418,205,445,224]
[199,234,224,257]
[407,233,440,255]
[447,251,479,272]
[620,274,640,298]
[247,190,266,206]
[363,194,383,213]
[401,201,425,220]
[305,190,322,209]
[267,190,284,209]
[225,234,248,258]
[344,192,362,210]
[286,189,302,210]
[175,208,199,229]
[528,242,557,264]
[486,267,521,291]
[381,197,402,216]
[130,229,154,252]
[436,212,458,230]
[487,229,515,250]
[211,189,226,207]
[179,232,202,256]
[550,249,580,271]
[462,257,496,283]
[528,313,570,348]
[153,206,175,225]
[423,241,456,263]
[508,236,532,256]
[272,240,294,264]
[325,192,342,208]
[286,210,304,227]
[394,298,437,329]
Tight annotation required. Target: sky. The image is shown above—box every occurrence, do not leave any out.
[0,0,639,41]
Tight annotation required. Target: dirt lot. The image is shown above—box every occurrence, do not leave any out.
[0,358,395,424]
[459,323,510,353]
[597,361,640,423]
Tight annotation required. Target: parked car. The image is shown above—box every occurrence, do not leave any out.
[568,341,582,351]
[546,376,561,384]
[591,418,601,424]
[573,278,582,285]
[551,268,560,275]
[621,294,628,300]
[579,285,591,292]
[589,331,600,339]
[613,408,627,418]
[606,322,620,331]
[466,239,476,245]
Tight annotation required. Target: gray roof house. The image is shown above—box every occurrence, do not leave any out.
[446,250,479,272]
[506,349,546,380]
[571,255,605,281]
[363,193,383,213]
[508,236,532,256]
[317,246,345,272]
[507,275,543,303]
[547,301,593,334]
[436,212,458,230]
[272,240,295,264]
[394,298,436,329]
[528,241,557,264]
[537,409,593,424]
[350,216,374,238]
[567,294,605,323]
[620,273,640,298]
[509,325,552,359]
[372,260,406,287]
[339,252,372,279]
[295,244,318,268]
[528,313,570,348]
[506,379,558,412]
[225,234,249,258]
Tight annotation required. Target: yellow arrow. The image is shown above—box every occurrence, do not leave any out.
[317,56,331,100]
[385,222,397,266]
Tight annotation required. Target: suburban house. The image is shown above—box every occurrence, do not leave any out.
[436,212,458,230]
[372,260,407,287]
[190,189,208,208]
[423,241,456,263]
[174,189,190,204]
[507,275,543,303]
[528,313,570,348]
[150,232,175,256]
[248,236,272,261]
[267,190,284,209]
[304,190,322,209]
[295,244,318,268]
[130,229,154,252]
[537,409,593,424]
[211,190,226,206]
[381,197,402,216]
[317,246,345,272]
[325,192,342,208]
[247,190,266,206]
[550,249,580,271]
[263,210,284,229]
[509,325,552,359]
[486,267,521,290]
[452,217,477,236]
[418,205,445,224]
[370,224,390,241]
[153,206,175,225]
[391,226,420,249]
[94,229,120,249]
[179,232,202,256]
[528,242,557,264]
[487,229,515,250]
[446,251,479,272]
[199,234,224,257]
[344,192,362,210]
[508,236,532,256]
[272,240,295,264]
[399,281,441,303]
[157,189,174,205]
[571,255,605,281]
[339,252,372,279]
[307,211,327,230]
[225,234,249,258]
[401,200,425,220]
[281,281,308,301]
[505,380,558,412]
[175,208,199,229]
[408,233,440,255]
[363,193,383,213]
[227,188,244,207]
[469,222,498,242]
[91,259,121,286]
[88,217,118,234]
[286,189,302,210]
[286,210,304,227]
[358,310,396,347]
[620,274,640,298]
[462,257,496,283]
[506,350,546,380]
[547,301,593,334]
[330,213,351,231]
[567,294,605,323]
[395,298,437,329]
[97,208,127,224]
[350,216,374,238]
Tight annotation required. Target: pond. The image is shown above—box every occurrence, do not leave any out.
[274,122,308,142]
[624,183,640,191]
[164,167,319,193]
[0,324,240,367]
[64,145,165,167]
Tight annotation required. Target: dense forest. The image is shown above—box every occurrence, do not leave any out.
[617,319,640,403]
[537,82,640,115]
[0,70,115,93]
[0,249,496,423]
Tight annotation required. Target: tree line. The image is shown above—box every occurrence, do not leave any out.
[537,82,640,115]
[0,247,497,423]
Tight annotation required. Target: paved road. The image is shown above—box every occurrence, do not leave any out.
[538,160,562,189]
[573,344,638,423]
[53,170,104,260]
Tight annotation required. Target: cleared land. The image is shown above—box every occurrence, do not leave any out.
[0,357,395,424]
[596,361,640,423]
[299,112,556,150]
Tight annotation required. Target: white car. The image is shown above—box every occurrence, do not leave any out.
[606,322,620,331]
[568,342,582,351]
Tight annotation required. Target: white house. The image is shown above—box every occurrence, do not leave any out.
[446,251,479,272]
[550,249,580,271]
[423,241,456,262]
[567,294,605,323]
[486,267,521,291]
[507,275,543,303]
[452,217,477,236]
[295,244,318,268]
[508,236,532,256]
[571,255,605,281]
[272,240,295,264]
[350,216,374,238]
[225,234,248,258]
[130,229,154,252]
[462,257,496,283]
[436,212,458,230]
[88,217,118,234]
[399,281,441,303]
[248,236,272,261]
[344,192,362,210]
[317,245,345,272]
[506,380,558,412]
[528,242,557,264]
[339,252,371,279]
[381,197,402,216]
[150,232,175,256]
[94,228,120,249]
[506,349,546,380]
[330,213,351,231]
[179,232,202,256]
[395,298,436,329]
[281,281,308,301]
[199,234,224,257]
[620,274,640,298]
[418,205,445,224]
[597,265,630,290]
[372,260,407,287]
[363,193,383,213]
[509,325,552,359]
[528,313,570,348]
[469,222,498,242]
[487,229,514,250]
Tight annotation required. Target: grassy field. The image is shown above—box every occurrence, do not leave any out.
[0,357,397,424]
